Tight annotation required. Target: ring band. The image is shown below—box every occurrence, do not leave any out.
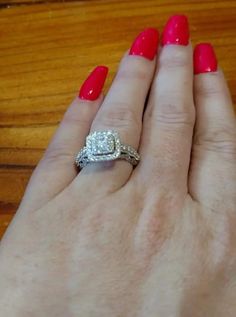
[75,130,140,168]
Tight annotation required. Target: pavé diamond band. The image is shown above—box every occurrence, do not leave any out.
[75,130,140,168]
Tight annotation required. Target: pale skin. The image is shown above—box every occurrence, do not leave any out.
[0,43,236,316]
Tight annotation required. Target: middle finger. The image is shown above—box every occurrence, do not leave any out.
[137,15,195,196]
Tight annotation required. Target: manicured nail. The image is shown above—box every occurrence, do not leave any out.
[129,28,159,60]
[79,66,108,101]
[162,15,189,46]
[194,43,218,74]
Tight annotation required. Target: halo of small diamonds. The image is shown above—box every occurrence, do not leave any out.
[75,130,140,168]
[87,130,121,162]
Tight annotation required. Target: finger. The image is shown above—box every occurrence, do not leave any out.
[137,15,195,196]
[189,43,236,212]
[75,28,159,191]
[20,66,108,212]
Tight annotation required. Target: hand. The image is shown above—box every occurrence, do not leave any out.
[0,15,235,317]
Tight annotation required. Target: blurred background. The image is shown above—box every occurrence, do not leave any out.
[0,0,236,238]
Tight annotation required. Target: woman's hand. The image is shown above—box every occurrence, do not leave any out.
[0,15,235,317]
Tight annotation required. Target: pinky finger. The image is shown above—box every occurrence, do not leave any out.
[20,66,108,212]
[189,44,236,211]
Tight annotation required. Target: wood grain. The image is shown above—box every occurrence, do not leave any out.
[0,0,236,239]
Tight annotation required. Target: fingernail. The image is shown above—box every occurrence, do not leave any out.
[129,28,159,60]
[194,43,218,74]
[79,66,109,101]
[162,15,189,46]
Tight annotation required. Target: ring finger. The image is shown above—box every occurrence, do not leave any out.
[75,28,159,192]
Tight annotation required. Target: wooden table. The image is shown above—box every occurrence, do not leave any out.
[0,0,235,239]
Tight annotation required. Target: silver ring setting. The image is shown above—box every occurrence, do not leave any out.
[75,130,140,168]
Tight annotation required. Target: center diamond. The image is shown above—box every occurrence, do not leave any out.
[91,133,115,155]
[87,130,121,162]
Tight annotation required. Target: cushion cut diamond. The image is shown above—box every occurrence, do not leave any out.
[76,130,139,167]
[86,130,121,162]
[91,133,115,155]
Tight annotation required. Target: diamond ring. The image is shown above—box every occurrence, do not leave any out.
[75,130,140,168]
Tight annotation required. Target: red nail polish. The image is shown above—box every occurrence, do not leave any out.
[129,28,159,60]
[194,43,218,75]
[162,15,189,46]
[79,66,108,101]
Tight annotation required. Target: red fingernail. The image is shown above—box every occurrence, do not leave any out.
[162,15,189,46]
[129,28,159,60]
[79,66,108,101]
[194,43,218,75]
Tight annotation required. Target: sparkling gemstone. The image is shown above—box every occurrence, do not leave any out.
[91,133,115,155]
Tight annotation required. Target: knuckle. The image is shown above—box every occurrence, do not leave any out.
[194,127,236,160]
[147,97,195,128]
[116,67,150,83]
[42,143,73,165]
[159,48,189,69]
[93,102,141,131]
[195,75,225,98]
[63,106,92,128]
